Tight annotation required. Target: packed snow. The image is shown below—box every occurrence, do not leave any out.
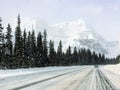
[0,65,120,90]
[0,66,82,78]
[103,63,120,75]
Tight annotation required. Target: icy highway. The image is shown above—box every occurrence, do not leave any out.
[0,65,120,90]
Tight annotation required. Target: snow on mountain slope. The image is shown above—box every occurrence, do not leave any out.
[38,19,119,57]
[35,19,120,57]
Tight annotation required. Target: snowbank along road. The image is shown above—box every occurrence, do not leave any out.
[0,65,120,90]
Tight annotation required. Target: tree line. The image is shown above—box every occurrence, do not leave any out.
[0,15,113,69]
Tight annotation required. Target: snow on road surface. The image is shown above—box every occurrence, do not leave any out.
[0,65,120,90]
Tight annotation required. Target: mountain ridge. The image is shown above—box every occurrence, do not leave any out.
[40,19,120,57]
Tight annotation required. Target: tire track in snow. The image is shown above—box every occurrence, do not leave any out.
[45,68,93,90]
[10,67,88,90]
[96,68,118,90]
[64,69,93,90]
[0,66,87,89]
[75,69,94,90]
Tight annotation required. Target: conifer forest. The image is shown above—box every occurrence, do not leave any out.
[0,15,118,69]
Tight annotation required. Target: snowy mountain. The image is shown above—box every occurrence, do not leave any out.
[35,19,120,57]
[22,19,120,57]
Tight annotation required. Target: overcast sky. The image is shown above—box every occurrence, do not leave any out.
[0,0,120,44]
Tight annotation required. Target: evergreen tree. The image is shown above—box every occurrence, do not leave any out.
[57,40,63,65]
[21,29,28,67]
[87,49,92,64]
[57,40,62,56]
[26,31,31,57]
[101,54,105,64]
[25,31,33,67]
[98,53,102,64]
[29,30,36,67]
[31,30,36,58]
[78,49,81,65]
[93,51,99,64]
[36,32,43,67]
[116,55,120,63]
[23,29,27,57]
[5,24,13,55]
[42,29,49,66]
[0,17,5,67]
[37,32,43,57]
[92,51,96,64]
[72,47,78,65]
[14,14,23,57]
[49,40,56,65]
[80,48,86,64]
[66,46,72,65]
[43,29,48,57]
[14,14,24,68]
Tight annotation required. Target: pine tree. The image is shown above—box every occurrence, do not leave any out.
[37,32,43,57]
[49,40,56,65]
[14,14,23,57]
[26,31,31,57]
[116,55,120,63]
[87,49,92,64]
[57,40,62,56]
[23,29,27,57]
[93,51,99,64]
[14,14,24,68]
[98,53,102,64]
[42,29,49,66]
[78,49,81,65]
[66,46,72,65]
[80,48,86,64]
[6,24,13,55]
[0,17,5,67]
[28,30,36,67]
[21,29,28,67]
[36,32,43,67]
[31,30,36,58]
[57,40,63,65]
[25,31,33,67]
[101,54,105,64]
[72,47,78,65]
[92,51,95,64]
[43,30,48,57]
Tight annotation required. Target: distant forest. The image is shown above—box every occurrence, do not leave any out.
[0,15,119,69]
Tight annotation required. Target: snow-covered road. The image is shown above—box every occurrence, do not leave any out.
[0,65,120,90]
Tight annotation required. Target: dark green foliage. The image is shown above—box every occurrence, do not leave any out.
[26,31,31,57]
[57,40,63,65]
[37,32,43,57]
[65,46,72,65]
[36,32,43,67]
[30,30,36,67]
[31,30,36,56]
[6,24,13,55]
[57,40,62,56]
[23,29,27,57]
[14,14,23,57]
[49,40,56,65]
[0,18,6,68]
[43,30,48,57]
[116,55,120,63]
[72,47,78,65]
